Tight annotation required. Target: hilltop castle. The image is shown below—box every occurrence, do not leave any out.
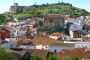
[9,3,28,14]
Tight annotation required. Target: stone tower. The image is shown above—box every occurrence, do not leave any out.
[14,3,18,7]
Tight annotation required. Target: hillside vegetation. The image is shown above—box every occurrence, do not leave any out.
[11,2,90,18]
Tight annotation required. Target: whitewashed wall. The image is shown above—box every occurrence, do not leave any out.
[18,31,26,36]
[1,43,16,49]
[75,42,90,48]
[36,45,43,49]
[49,36,59,40]
[48,46,74,53]
[19,45,35,49]
[36,45,49,50]
[70,30,73,38]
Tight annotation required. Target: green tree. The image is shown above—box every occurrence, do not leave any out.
[0,14,7,24]
[10,2,90,18]
[43,55,58,60]
[30,55,42,60]
[48,55,58,60]
[48,9,53,13]
[72,57,80,60]
[0,46,12,60]
[37,20,43,29]
[63,57,80,60]
[63,57,71,60]
[30,55,58,60]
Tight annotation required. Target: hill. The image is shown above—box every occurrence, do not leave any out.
[10,2,90,18]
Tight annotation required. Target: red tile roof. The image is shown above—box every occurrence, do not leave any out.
[23,49,48,57]
[56,48,90,60]
[4,26,12,31]
[50,33,61,36]
[50,43,75,47]
[15,35,56,47]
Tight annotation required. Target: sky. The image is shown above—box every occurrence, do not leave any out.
[0,0,90,14]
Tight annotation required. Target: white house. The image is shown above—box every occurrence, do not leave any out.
[69,24,83,39]
[19,44,49,50]
[70,30,82,39]
[75,42,90,48]
[19,45,35,49]
[35,45,49,50]
[48,43,74,53]
[1,42,16,49]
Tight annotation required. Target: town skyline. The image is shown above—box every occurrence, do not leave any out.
[0,0,90,14]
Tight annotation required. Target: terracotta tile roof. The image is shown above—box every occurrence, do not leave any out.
[23,49,48,57]
[56,48,90,60]
[16,37,34,47]
[50,33,61,36]
[6,49,26,60]
[33,35,56,46]
[15,35,56,47]
[4,26,12,31]
[50,43,75,47]
[14,25,20,28]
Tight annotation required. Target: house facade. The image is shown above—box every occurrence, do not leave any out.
[49,43,74,53]
[75,42,90,48]
[70,31,82,38]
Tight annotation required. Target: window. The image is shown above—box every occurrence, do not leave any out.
[54,50,57,53]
